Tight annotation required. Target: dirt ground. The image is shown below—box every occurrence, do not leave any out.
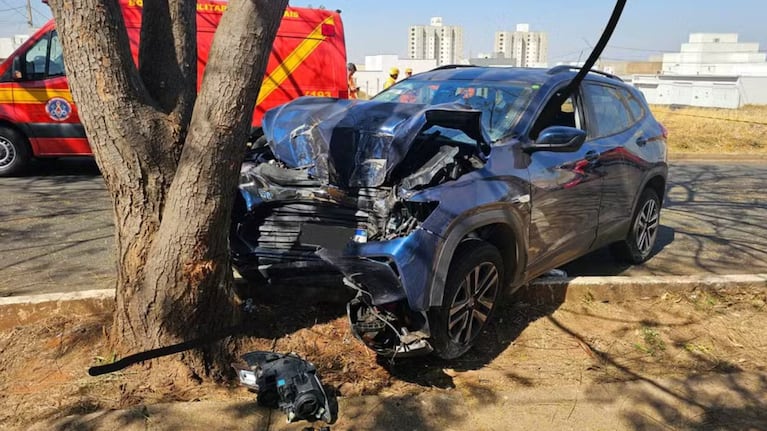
[0,285,765,430]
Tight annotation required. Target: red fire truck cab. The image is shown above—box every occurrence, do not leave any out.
[0,2,348,176]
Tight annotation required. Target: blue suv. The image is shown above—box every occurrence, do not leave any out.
[231,65,668,359]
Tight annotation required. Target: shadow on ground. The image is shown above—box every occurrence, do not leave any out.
[0,158,112,296]
[381,291,563,390]
[564,225,675,276]
[566,162,767,277]
[371,280,767,430]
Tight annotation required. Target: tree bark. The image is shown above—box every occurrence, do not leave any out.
[47,0,288,380]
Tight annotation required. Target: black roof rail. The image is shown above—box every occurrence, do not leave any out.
[547,65,623,82]
[430,64,479,71]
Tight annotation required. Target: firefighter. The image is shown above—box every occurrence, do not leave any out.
[383,67,399,90]
[404,67,413,79]
[347,63,360,99]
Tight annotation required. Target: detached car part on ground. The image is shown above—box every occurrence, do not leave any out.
[231,66,668,359]
[233,351,333,424]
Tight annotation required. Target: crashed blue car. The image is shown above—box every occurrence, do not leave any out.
[231,65,668,359]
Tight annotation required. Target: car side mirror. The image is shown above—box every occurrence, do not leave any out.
[525,126,586,153]
[11,57,22,81]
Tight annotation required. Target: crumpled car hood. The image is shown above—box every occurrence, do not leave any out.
[262,97,490,188]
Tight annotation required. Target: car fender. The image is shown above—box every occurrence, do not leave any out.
[427,203,528,308]
[0,115,31,142]
[631,164,668,215]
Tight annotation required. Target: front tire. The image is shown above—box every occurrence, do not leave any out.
[0,126,31,176]
[611,188,661,264]
[429,240,504,360]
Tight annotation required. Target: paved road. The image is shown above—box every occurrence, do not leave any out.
[1,158,766,296]
[0,159,112,296]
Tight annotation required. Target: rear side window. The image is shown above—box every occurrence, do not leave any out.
[619,88,646,121]
[583,83,633,138]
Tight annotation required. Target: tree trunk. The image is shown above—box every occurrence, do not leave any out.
[47,0,288,380]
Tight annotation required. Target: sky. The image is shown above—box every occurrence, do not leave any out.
[2,0,766,64]
[298,0,767,64]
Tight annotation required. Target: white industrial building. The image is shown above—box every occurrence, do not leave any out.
[630,33,767,108]
[662,33,767,76]
[408,17,464,66]
[494,24,548,68]
[631,75,767,109]
[353,55,438,98]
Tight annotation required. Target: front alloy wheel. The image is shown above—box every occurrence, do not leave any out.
[447,262,499,345]
[430,240,504,359]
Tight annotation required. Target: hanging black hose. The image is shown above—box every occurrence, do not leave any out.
[563,0,628,99]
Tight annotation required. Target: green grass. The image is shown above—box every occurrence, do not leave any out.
[634,326,666,357]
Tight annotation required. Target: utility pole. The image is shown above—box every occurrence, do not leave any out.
[26,0,33,29]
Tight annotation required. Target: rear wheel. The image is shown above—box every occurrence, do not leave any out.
[0,126,30,176]
[611,188,661,264]
[429,240,504,360]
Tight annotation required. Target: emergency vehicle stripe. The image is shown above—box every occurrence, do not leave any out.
[256,16,334,105]
[0,88,13,103]
[0,88,74,104]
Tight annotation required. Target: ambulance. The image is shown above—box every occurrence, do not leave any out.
[0,1,348,175]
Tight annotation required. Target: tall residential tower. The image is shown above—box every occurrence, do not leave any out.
[408,17,464,66]
[494,24,548,67]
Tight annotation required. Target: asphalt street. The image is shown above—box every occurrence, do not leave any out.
[1,158,766,296]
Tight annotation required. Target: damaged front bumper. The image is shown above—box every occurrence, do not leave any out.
[346,295,433,358]
[231,171,444,357]
[316,238,442,358]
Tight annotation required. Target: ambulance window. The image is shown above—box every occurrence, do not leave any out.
[24,36,49,80]
[48,32,65,77]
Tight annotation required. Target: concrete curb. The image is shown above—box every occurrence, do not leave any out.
[0,289,113,306]
[1,274,764,328]
[0,289,114,330]
[523,273,767,305]
[670,153,767,162]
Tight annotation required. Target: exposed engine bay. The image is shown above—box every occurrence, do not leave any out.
[231,98,490,356]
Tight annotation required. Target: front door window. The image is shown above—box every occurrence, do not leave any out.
[48,32,66,77]
[24,35,49,80]
[20,31,66,81]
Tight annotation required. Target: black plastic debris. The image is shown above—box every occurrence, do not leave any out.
[233,351,333,424]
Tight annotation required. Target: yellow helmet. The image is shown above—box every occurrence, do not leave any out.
[405,67,413,73]
[389,67,400,76]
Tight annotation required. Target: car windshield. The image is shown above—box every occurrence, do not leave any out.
[372,79,535,141]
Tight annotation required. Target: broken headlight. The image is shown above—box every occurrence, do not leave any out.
[384,201,438,238]
[233,351,332,424]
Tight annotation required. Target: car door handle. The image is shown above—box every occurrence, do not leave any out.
[636,136,648,147]
[584,151,599,162]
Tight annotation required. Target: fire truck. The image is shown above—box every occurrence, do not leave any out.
[0,1,348,175]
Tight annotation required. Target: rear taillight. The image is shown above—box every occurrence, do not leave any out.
[659,123,668,140]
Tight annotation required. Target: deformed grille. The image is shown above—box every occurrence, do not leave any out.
[243,202,367,257]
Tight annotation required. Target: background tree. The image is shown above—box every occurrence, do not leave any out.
[46,0,288,380]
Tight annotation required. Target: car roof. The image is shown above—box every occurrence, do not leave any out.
[413,65,626,89]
